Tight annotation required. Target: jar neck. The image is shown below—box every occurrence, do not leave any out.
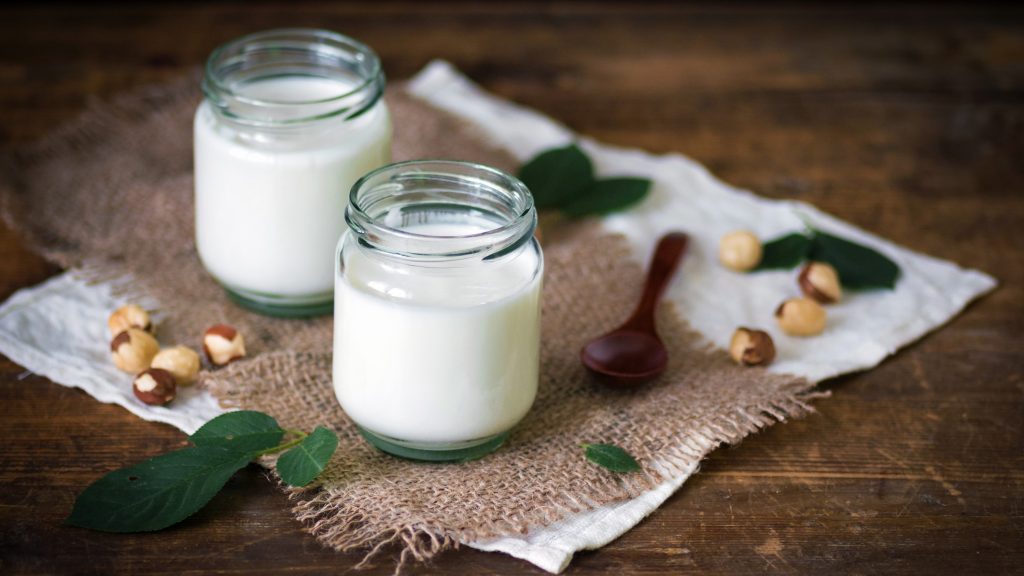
[346,160,537,264]
[201,28,385,129]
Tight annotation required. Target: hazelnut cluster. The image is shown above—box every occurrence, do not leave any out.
[106,305,246,406]
[775,260,840,337]
[718,230,846,367]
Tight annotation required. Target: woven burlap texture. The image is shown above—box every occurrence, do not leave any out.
[0,74,816,567]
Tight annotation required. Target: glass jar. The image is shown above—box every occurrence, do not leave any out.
[334,160,544,461]
[194,28,391,317]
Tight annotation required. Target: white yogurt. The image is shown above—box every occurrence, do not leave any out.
[333,221,543,445]
[194,76,392,300]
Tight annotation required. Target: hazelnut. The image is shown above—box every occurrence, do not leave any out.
[203,324,246,366]
[775,297,827,336]
[798,261,842,304]
[108,304,152,336]
[151,345,201,386]
[110,328,160,373]
[729,328,776,366]
[132,368,176,406]
[719,230,762,271]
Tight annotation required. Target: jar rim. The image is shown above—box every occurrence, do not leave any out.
[202,28,384,126]
[346,160,536,261]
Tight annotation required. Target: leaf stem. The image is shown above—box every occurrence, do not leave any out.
[254,429,308,457]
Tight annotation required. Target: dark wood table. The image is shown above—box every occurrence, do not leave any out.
[2,3,1021,574]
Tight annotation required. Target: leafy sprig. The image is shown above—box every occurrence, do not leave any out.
[67,411,338,533]
[583,443,641,473]
[754,229,900,290]
[518,144,651,217]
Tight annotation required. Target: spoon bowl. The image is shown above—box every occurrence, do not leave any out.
[580,329,668,386]
[580,232,688,387]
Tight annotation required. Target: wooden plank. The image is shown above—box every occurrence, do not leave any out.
[0,3,1021,574]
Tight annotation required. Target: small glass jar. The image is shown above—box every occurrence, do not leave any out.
[194,29,392,317]
[334,161,544,461]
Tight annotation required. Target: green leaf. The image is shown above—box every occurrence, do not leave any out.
[754,232,813,271]
[276,426,339,487]
[809,230,901,289]
[190,410,284,455]
[517,143,594,210]
[561,177,651,218]
[583,443,641,473]
[66,446,252,532]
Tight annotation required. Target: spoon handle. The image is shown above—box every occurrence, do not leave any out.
[627,232,688,331]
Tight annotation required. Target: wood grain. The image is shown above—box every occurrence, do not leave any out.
[1,3,1021,574]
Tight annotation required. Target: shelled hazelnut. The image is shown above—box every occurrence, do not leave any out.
[798,261,842,304]
[108,304,152,336]
[151,346,201,386]
[110,328,160,373]
[132,368,176,406]
[729,328,776,366]
[719,230,762,271]
[775,297,827,336]
[203,324,246,366]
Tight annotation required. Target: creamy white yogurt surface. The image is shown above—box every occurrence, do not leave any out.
[333,221,543,445]
[194,76,391,298]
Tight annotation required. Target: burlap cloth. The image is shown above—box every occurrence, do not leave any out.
[0,74,814,567]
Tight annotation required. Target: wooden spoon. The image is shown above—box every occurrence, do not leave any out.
[580,232,689,387]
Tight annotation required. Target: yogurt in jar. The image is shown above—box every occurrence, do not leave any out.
[194,29,391,316]
[194,77,391,299]
[334,221,542,445]
[332,160,543,460]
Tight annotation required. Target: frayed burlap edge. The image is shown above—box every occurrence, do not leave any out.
[289,391,830,572]
[210,348,827,572]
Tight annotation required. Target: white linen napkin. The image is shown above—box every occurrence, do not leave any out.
[0,60,995,573]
